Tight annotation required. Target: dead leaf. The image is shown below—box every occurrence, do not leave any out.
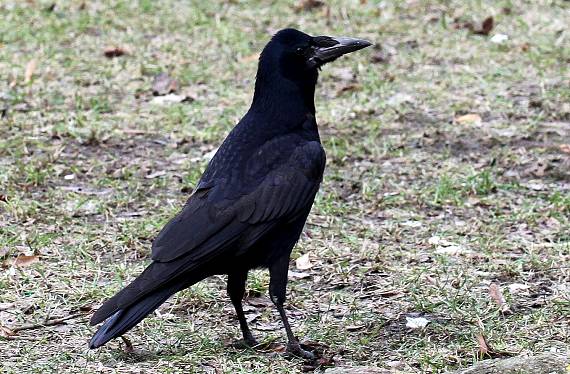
[346,324,365,331]
[336,83,361,96]
[0,194,6,203]
[435,245,470,255]
[490,34,509,44]
[0,325,15,337]
[150,94,194,105]
[473,16,494,36]
[523,162,548,177]
[406,316,430,329]
[559,144,570,154]
[152,72,179,96]
[4,255,40,268]
[240,53,260,63]
[294,0,325,12]
[455,113,482,125]
[476,333,490,355]
[245,312,261,323]
[24,59,37,84]
[254,321,281,331]
[288,270,311,279]
[262,342,286,353]
[489,283,510,313]
[523,181,546,191]
[145,170,166,179]
[295,253,313,270]
[247,297,272,308]
[104,46,126,58]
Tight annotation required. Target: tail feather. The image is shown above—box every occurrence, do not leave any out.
[89,282,180,349]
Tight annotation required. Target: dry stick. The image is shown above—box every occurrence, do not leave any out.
[10,312,87,333]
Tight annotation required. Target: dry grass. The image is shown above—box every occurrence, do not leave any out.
[1,0,569,373]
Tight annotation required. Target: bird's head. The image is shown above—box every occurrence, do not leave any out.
[258,28,372,83]
[253,29,371,114]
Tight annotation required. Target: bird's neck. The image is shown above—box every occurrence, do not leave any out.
[250,72,316,123]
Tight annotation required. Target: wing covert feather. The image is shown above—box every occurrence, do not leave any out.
[151,140,325,262]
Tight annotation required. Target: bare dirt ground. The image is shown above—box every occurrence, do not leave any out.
[1,1,568,373]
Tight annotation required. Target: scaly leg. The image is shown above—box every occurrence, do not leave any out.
[227,271,258,347]
[269,255,314,360]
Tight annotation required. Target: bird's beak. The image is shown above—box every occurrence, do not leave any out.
[309,36,372,67]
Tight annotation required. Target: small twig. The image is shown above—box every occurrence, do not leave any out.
[10,312,86,333]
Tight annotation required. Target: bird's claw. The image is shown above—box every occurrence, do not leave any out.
[287,342,315,360]
[233,337,260,349]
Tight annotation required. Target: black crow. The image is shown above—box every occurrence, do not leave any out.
[89,28,371,358]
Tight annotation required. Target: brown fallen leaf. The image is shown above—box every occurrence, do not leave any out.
[104,46,126,58]
[240,53,260,63]
[455,113,482,125]
[295,253,313,270]
[0,194,7,202]
[336,83,362,96]
[15,255,40,267]
[476,333,490,356]
[152,72,178,96]
[473,16,494,36]
[559,144,570,154]
[24,59,37,84]
[0,325,16,338]
[251,341,287,353]
[294,0,325,12]
[3,254,40,268]
[489,283,510,313]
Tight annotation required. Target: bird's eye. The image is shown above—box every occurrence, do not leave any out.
[295,46,305,54]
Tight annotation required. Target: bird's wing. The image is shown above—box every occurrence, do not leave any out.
[151,139,326,262]
[91,138,325,326]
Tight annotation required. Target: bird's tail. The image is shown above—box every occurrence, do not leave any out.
[89,281,181,349]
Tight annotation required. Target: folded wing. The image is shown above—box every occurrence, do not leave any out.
[91,139,325,325]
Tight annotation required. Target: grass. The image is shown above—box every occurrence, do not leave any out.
[1,0,569,373]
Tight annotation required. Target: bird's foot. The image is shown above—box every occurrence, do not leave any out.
[287,342,315,360]
[232,336,260,349]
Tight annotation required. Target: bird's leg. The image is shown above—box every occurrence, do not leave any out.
[269,256,315,360]
[227,271,259,348]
